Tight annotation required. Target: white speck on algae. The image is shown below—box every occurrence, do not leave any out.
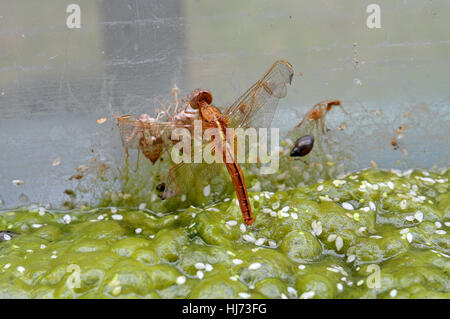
[342,202,354,210]
[203,185,211,197]
[238,292,250,299]
[232,259,243,265]
[248,263,262,270]
[176,276,186,285]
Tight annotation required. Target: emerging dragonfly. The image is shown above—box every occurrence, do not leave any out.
[117,60,294,225]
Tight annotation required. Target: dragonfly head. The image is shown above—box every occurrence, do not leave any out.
[190,89,213,109]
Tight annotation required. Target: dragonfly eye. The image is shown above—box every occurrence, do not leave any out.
[290,135,314,157]
[190,89,213,109]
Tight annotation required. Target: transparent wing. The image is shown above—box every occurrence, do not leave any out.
[223,60,294,129]
[117,115,216,150]
[162,162,226,200]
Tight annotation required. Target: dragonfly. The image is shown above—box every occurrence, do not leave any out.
[117,60,294,225]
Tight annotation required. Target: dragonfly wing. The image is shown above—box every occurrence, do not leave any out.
[162,162,225,199]
[223,60,294,129]
[117,117,194,150]
[117,115,142,149]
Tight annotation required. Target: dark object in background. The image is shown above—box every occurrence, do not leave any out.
[0,231,17,242]
[290,135,315,157]
[156,183,166,192]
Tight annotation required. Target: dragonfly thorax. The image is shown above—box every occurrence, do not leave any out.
[199,104,224,123]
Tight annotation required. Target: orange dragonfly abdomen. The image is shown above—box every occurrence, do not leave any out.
[218,121,254,225]
[225,160,254,225]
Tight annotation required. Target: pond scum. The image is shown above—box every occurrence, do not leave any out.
[0,100,448,299]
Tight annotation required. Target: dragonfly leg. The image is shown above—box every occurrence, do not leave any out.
[132,149,140,173]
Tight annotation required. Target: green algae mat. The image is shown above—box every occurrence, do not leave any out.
[0,168,448,299]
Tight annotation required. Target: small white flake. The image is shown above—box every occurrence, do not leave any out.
[311,220,322,236]
[254,238,265,246]
[135,228,142,234]
[333,180,346,187]
[400,200,407,210]
[390,289,397,297]
[342,202,354,210]
[196,270,204,280]
[38,207,46,216]
[387,181,394,190]
[32,224,43,229]
[279,211,290,218]
[51,255,57,259]
[291,212,298,220]
[327,267,340,273]
[298,265,306,270]
[181,195,187,202]
[4,263,11,269]
[337,283,343,291]
[336,236,344,251]
[229,276,238,281]
[139,203,146,210]
[399,228,410,235]
[270,200,280,210]
[357,280,364,286]
[112,214,123,220]
[195,262,206,270]
[268,240,277,248]
[232,259,243,265]
[414,211,423,223]
[3,234,11,241]
[327,234,337,242]
[369,201,376,211]
[317,185,324,191]
[248,263,262,270]
[205,264,213,272]
[435,230,446,235]
[63,214,71,224]
[97,215,104,220]
[110,207,118,214]
[12,180,24,186]
[203,185,211,197]
[287,287,297,297]
[40,244,46,249]
[435,222,442,228]
[406,233,413,243]
[17,266,25,273]
[240,224,247,233]
[243,234,255,243]
[281,293,288,299]
[176,276,186,285]
[239,292,250,299]
[346,255,356,263]
[300,291,315,299]
[226,220,237,227]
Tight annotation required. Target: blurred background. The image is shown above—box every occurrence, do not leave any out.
[0,0,449,208]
